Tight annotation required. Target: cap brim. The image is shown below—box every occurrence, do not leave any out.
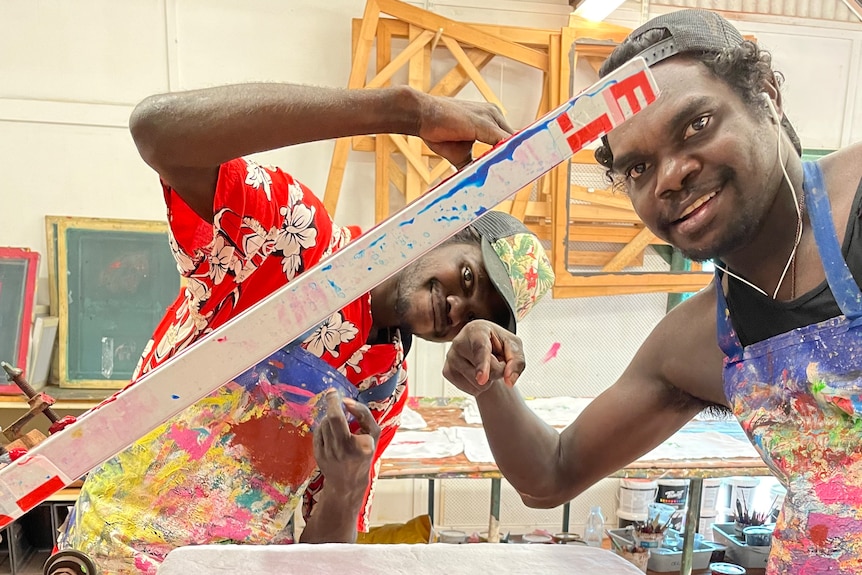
[480,237,518,334]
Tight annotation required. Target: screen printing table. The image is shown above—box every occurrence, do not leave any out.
[158,541,646,575]
[379,397,772,575]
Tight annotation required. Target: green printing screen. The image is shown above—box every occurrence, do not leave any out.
[65,228,180,383]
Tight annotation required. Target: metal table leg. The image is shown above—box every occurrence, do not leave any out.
[562,501,571,532]
[488,478,502,543]
[680,478,703,575]
[427,478,435,525]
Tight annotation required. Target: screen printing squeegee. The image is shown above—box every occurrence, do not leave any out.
[0,58,657,526]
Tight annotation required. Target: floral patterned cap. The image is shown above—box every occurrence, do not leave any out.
[470,211,555,334]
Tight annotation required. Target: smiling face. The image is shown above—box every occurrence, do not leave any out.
[606,57,785,261]
[379,242,509,343]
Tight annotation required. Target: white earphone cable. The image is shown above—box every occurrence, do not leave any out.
[712,94,803,300]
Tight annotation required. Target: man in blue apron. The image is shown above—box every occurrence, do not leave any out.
[443,9,862,573]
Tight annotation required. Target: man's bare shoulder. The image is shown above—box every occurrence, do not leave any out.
[632,283,728,407]
[822,142,862,190]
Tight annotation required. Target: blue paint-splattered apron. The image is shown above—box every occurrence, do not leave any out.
[717,162,862,574]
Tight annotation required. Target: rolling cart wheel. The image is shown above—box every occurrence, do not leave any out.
[43,549,100,575]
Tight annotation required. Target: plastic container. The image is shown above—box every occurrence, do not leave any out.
[552,532,583,544]
[711,523,770,569]
[742,526,773,547]
[438,530,467,544]
[619,478,659,516]
[648,502,676,527]
[609,528,727,573]
[523,533,553,544]
[583,506,605,548]
[709,562,747,574]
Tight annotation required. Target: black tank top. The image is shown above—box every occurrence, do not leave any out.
[726,176,862,347]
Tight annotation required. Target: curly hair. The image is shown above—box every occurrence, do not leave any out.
[594,29,802,184]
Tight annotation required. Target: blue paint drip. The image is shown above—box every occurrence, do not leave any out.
[414,81,618,221]
[321,264,332,272]
[327,279,346,299]
[171,394,180,400]
[369,236,385,248]
[399,218,415,227]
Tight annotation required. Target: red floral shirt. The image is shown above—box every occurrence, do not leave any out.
[63,158,407,574]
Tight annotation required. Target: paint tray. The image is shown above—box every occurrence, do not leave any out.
[711,523,770,569]
[608,528,726,573]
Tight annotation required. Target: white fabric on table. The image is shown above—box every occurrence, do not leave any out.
[380,429,463,459]
[399,405,428,430]
[461,396,592,427]
[159,543,645,575]
[446,427,756,464]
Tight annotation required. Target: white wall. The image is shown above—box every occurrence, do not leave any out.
[2,0,859,535]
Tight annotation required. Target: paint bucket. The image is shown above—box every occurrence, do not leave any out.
[619,479,659,516]
[656,479,689,507]
[617,508,648,529]
[721,477,760,519]
[701,478,722,514]
[698,513,717,542]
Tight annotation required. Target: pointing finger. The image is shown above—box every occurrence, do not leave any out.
[343,398,380,441]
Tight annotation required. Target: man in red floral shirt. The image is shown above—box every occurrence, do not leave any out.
[58,82,554,574]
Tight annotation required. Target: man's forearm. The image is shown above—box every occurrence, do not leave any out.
[476,380,566,504]
[298,486,365,543]
[129,83,421,171]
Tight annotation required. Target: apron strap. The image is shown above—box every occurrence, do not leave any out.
[714,270,744,360]
[803,161,862,319]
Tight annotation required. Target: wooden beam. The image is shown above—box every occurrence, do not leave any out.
[365,17,558,49]
[324,0,380,213]
[440,36,507,113]
[553,272,712,295]
[569,204,644,224]
[601,227,656,272]
[376,0,548,70]
[569,249,644,268]
[430,48,495,97]
[366,29,435,89]
[568,187,633,211]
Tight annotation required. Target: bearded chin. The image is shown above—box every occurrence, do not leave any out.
[676,219,755,263]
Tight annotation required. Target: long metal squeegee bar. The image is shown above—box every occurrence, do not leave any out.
[0,58,657,526]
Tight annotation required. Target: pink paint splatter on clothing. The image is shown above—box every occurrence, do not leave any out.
[165,425,218,461]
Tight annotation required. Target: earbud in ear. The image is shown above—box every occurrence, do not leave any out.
[761,92,780,124]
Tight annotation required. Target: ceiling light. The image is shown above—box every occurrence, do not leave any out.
[573,0,627,22]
